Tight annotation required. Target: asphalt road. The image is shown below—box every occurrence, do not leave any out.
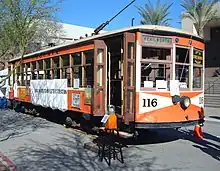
[0,108,219,171]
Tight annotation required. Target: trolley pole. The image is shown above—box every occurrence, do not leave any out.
[131,18,135,26]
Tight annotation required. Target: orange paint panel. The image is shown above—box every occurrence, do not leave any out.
[135,91,203,123]
[140,91,202,98]
[136,32,141,42]
[95,91,104,110]
[67,90,92,114]
[17,87,31,102]
[136,104,201,123]
[135,93,139,115]
[15,44,94,64]
[176,37,204,50]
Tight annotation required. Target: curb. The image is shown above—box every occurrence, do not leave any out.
[0,151,18,171]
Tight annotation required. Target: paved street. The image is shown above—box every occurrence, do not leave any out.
[0,108,219,171]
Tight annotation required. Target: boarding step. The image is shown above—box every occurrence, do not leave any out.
[99,127,134,138]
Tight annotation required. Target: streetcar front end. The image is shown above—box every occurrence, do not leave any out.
[134,31,205,129]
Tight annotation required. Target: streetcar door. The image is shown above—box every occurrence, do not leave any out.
[123,32,136,123]
[93,40,107,116]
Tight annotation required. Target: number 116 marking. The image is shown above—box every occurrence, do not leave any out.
[143,98,158,107]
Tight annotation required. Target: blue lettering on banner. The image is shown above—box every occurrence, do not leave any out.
[34,89,67,94]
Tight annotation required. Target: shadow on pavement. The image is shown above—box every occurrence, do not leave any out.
[0,109,53,142]
[124,127,220,162]
[177,129,220,162]
[12,132,177,171]
[209,116,220,120]
[124,129,181,146]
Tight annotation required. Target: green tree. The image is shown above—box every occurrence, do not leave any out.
[181,0,219,38]
[0,0,63,85]
[136,0,173,26]
[0,0,63,60]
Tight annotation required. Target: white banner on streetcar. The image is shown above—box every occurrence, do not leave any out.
[0,68,10,98]
[30,79,68,110]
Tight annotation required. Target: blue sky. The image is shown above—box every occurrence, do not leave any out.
[57,0,184,31]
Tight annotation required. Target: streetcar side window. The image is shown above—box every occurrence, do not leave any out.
[60,54,70,86]
[38,60,43,80]
[26,63,31,86]
[84,50,94,88]
[45,58,51,79]
[53,57,60,79]
[12,64,15,85]
[31,62,37,80]
[72,52,82,86]
[8,67,11,86]
[16,64,21,85]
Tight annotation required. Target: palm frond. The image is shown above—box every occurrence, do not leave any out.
[135,0,172,26]
[181,0,219,37]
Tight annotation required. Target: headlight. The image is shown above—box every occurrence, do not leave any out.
[180,96,191,109]
[172,95,181,104]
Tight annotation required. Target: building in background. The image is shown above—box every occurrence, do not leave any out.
[181,2,220,77]
[0,22,107,70]
[48,22,106,44]
[36,22,107,51]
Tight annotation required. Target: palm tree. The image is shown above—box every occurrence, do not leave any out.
[136,0,173,26]
[181,0,219,38]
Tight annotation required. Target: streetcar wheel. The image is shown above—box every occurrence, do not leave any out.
[65,117,73,128]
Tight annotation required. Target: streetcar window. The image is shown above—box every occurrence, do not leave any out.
[176,47,189,63]
[193,48,203,89]
[62,54,70,67]
[53,57,60,79]
[38,60,43,80]
[175,65,189,88]
[8,67,11,86]
[175,47,190,89]
[12,64,15,85]
[45,59,51,79]
[26,63,31,86]
[45,58,51,68]
[84,50,94,87]
[72,52,82,86]
[142,47,171,60]
[128,43,135,59]
[31,62,37,80]
[141,63,171,88]
[73,53,81,65]
[141,47,171,89]
[193,67,202,88]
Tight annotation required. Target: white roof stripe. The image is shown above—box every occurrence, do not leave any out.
[10,25,202,62]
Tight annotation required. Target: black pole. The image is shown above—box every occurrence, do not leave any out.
[131,18,135,26]
[94,0,136,34]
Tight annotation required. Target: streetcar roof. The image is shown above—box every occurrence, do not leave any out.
[10,25,202,62]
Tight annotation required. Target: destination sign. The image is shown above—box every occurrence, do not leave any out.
[193,49,203,65]
[142,35,172,46]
